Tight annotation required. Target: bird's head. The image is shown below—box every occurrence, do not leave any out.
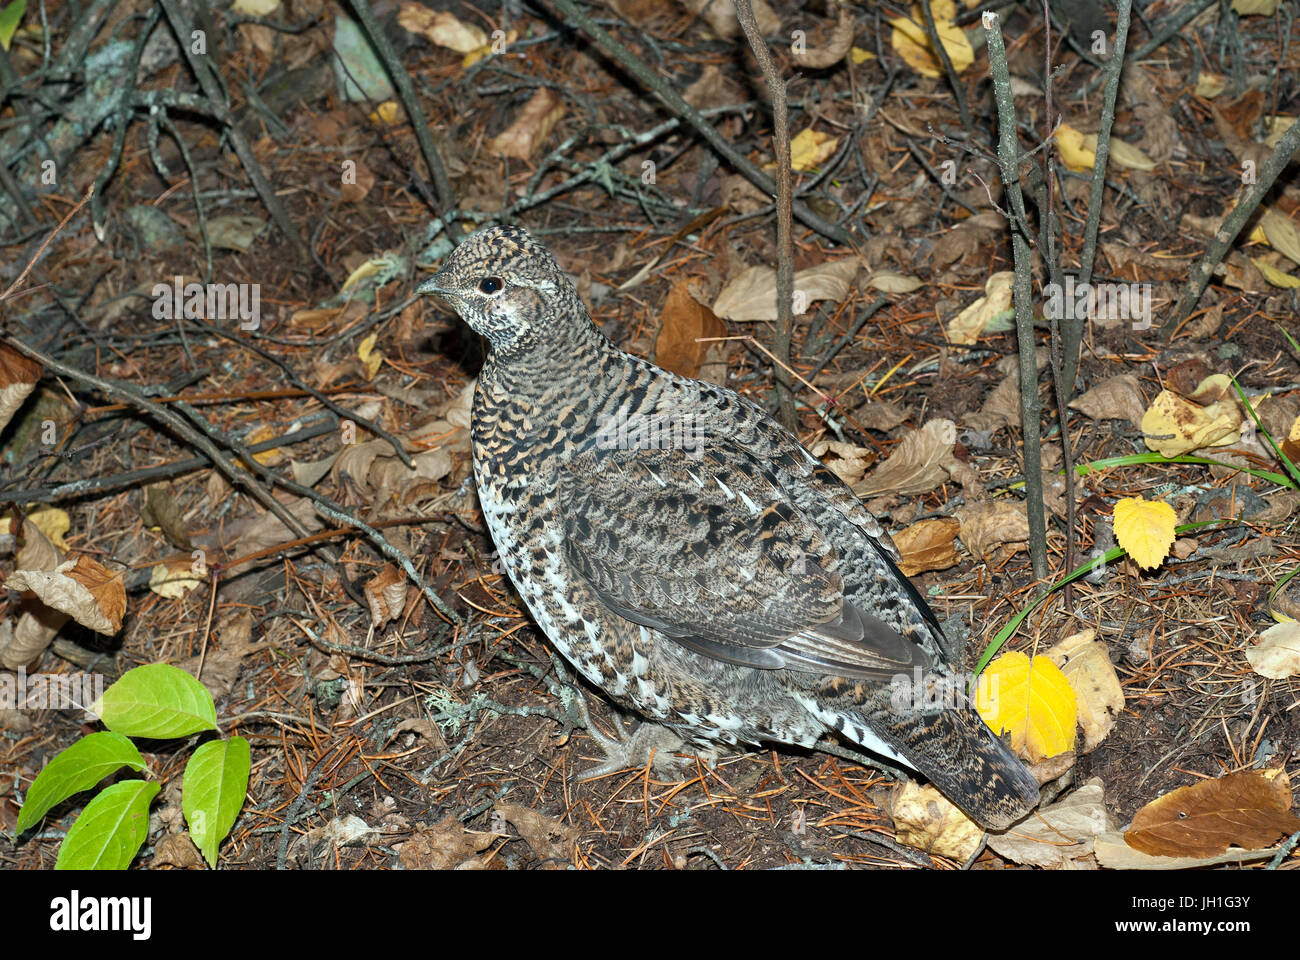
[417,224,584,355]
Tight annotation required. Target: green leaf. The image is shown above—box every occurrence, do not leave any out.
[15,732,145,835]
[0,0,25,53]
[183,737,251,868]
[91,663,217,738]
[55,779,160,870]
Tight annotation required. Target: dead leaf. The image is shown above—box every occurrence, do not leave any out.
[1094,832,1277,869]
[397,4,486,52]
[853,419,956,498]
[986,779,1108,866]
[1069,374,1146,428]
[0,344,40,436]
[364,564,407,628]
[487,88,565,160]
[890,781,982,858]
[7,555,125,634]
[893,517,960,576]
[1046,629,1124,751]
[654,282,726,378]
[492,803,578,864]
[1246,622,1300,679]
[956,500,1029,562]
[712,260,860,322]
[680,0,779,39]
[791,2,854,69]
[808,439,876,487]
[1123,769,1300,857]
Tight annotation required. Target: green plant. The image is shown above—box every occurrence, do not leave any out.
[15,662,249,869]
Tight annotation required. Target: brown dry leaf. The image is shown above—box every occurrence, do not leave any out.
[388,717,448,753]
[654,282,726,378]
[1069,374,1146,428]
[175,610,266,701]
[1094,832,1278,869]
[150,833,206,869]
[956,500,1029,561]
[680,0,779,39]
[340,157,375,203]
[855,398,911,432]
[791,2,854,69]
[492,802,578,864]
[487,88,565,160]
[712,260,859,322]
[807,439,876,487]
[1,602,69,670]
[397,4,486,53]
[7,555,125,634]
[890,781,983,858]
[865,269,923,293]
[397,814,496,868]
[986,779,1108,867]
[141,485,191,548]
[227,497,325,573]
[364,564,407,628]
[17,517,62,573]
[1046,629,1124,751]
[853,419,956,498]
[1245,622,1300,679]
[1123,769,1300,857]
[148,559,205,599]
[893,517,960,576]
[946,271,1014,344]
[0,343,40,436]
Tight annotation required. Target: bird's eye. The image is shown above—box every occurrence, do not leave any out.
[479,276,504,295]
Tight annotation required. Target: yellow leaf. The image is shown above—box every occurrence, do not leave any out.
[1265,116,1296,149]
[341,257,385,294]
[27,505,71,551]
[1103,136,1156,171]
[1252,258,1300,288]
[1055,124,1095,172]
[789,129,838,172]
[358,333,384,381]
[1194,72,1227,98]
[1232,0,1277,14]
[463,27,517,68]
[1260,208,1300,263]
[976,652,1076,762]
[850,47,876,64]
[889,7,973,79]
[1113,496,1177,570]
[368,101,402,126]
[244,424,282,466]
[1140,389,1241,456]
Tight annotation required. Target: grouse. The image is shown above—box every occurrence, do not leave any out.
[418,225,1040,830]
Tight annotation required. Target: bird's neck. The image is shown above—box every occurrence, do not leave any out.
[480,317,615,404]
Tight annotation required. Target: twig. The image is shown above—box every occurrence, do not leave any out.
[1161,117,1300,337]
[544,0,851,246]
[983,11,1048,581]
[734,0,797,429]
[1069,0,1132,394]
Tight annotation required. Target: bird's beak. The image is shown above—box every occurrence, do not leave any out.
[417,272,453,297]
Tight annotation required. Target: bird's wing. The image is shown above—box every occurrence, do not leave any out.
[559,445,931,679]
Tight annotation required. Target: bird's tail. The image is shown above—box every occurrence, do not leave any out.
[840,698,1040,831]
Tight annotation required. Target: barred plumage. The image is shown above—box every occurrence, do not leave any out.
[418,225,1039,830]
